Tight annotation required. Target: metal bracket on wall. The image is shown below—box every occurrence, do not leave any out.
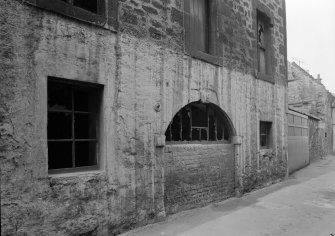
[155,135,166,147]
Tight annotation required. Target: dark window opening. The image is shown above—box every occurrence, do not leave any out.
[73,0,98,13]
[165,102,231,143]
[260,121,272,149]
[60,0,99,13]
[47,78,102,172]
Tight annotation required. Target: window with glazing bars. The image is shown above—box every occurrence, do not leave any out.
[47,77,102,172]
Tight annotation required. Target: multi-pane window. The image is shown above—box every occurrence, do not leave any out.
[47,78,102,172]
[260,121,272,149]
[257,10,272,75]
[184,0,223,66]
[165,102,231,142]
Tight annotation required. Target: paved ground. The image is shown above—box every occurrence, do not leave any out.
[121,155,335,236]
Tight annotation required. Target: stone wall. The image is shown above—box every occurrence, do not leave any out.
[164,144,235,214]
[309,117,324,161]
[1,0,287,235]
[288,62,335,159]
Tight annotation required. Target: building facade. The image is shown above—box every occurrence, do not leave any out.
[1,0,288,235]
[288,62,335,160]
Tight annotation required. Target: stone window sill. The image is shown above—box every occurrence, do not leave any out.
[48,169,104,178]
[24,0,117,31]
[189,49,223,66]
[256,72,275,84]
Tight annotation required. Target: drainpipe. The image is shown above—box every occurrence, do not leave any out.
[232,135,243,197]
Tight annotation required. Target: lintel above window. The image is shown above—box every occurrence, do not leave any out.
[24,0,117,31]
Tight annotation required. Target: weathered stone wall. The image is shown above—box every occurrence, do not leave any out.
[309,118,324,161]
[288,62,334,158]
[1,0,287,235]
[164,144,235,214]
[1,1,118,235]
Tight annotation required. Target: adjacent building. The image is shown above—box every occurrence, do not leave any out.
[288,62,335,160]
[1,0,288,235]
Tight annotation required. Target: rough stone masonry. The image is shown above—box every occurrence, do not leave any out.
[0,0,288,235]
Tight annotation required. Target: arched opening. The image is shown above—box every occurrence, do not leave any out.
[163,102,236,215]
[165,101,234,143]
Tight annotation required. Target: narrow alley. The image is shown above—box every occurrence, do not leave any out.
[122,156,335,236]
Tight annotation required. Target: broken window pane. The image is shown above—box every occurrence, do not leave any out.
[48,82,72,111]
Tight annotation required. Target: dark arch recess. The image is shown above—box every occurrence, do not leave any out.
[165,101,235,143]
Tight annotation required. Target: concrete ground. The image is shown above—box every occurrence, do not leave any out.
[121,155,335,236]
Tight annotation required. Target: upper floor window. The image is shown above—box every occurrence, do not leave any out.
[47,77,103,173]
[184,0,223,66]
[165,102,231,143]
[24,0,117,30]
[257,10,273,75]
[60,0,100,14]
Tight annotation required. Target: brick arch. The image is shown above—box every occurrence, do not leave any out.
[163,101,236,215]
